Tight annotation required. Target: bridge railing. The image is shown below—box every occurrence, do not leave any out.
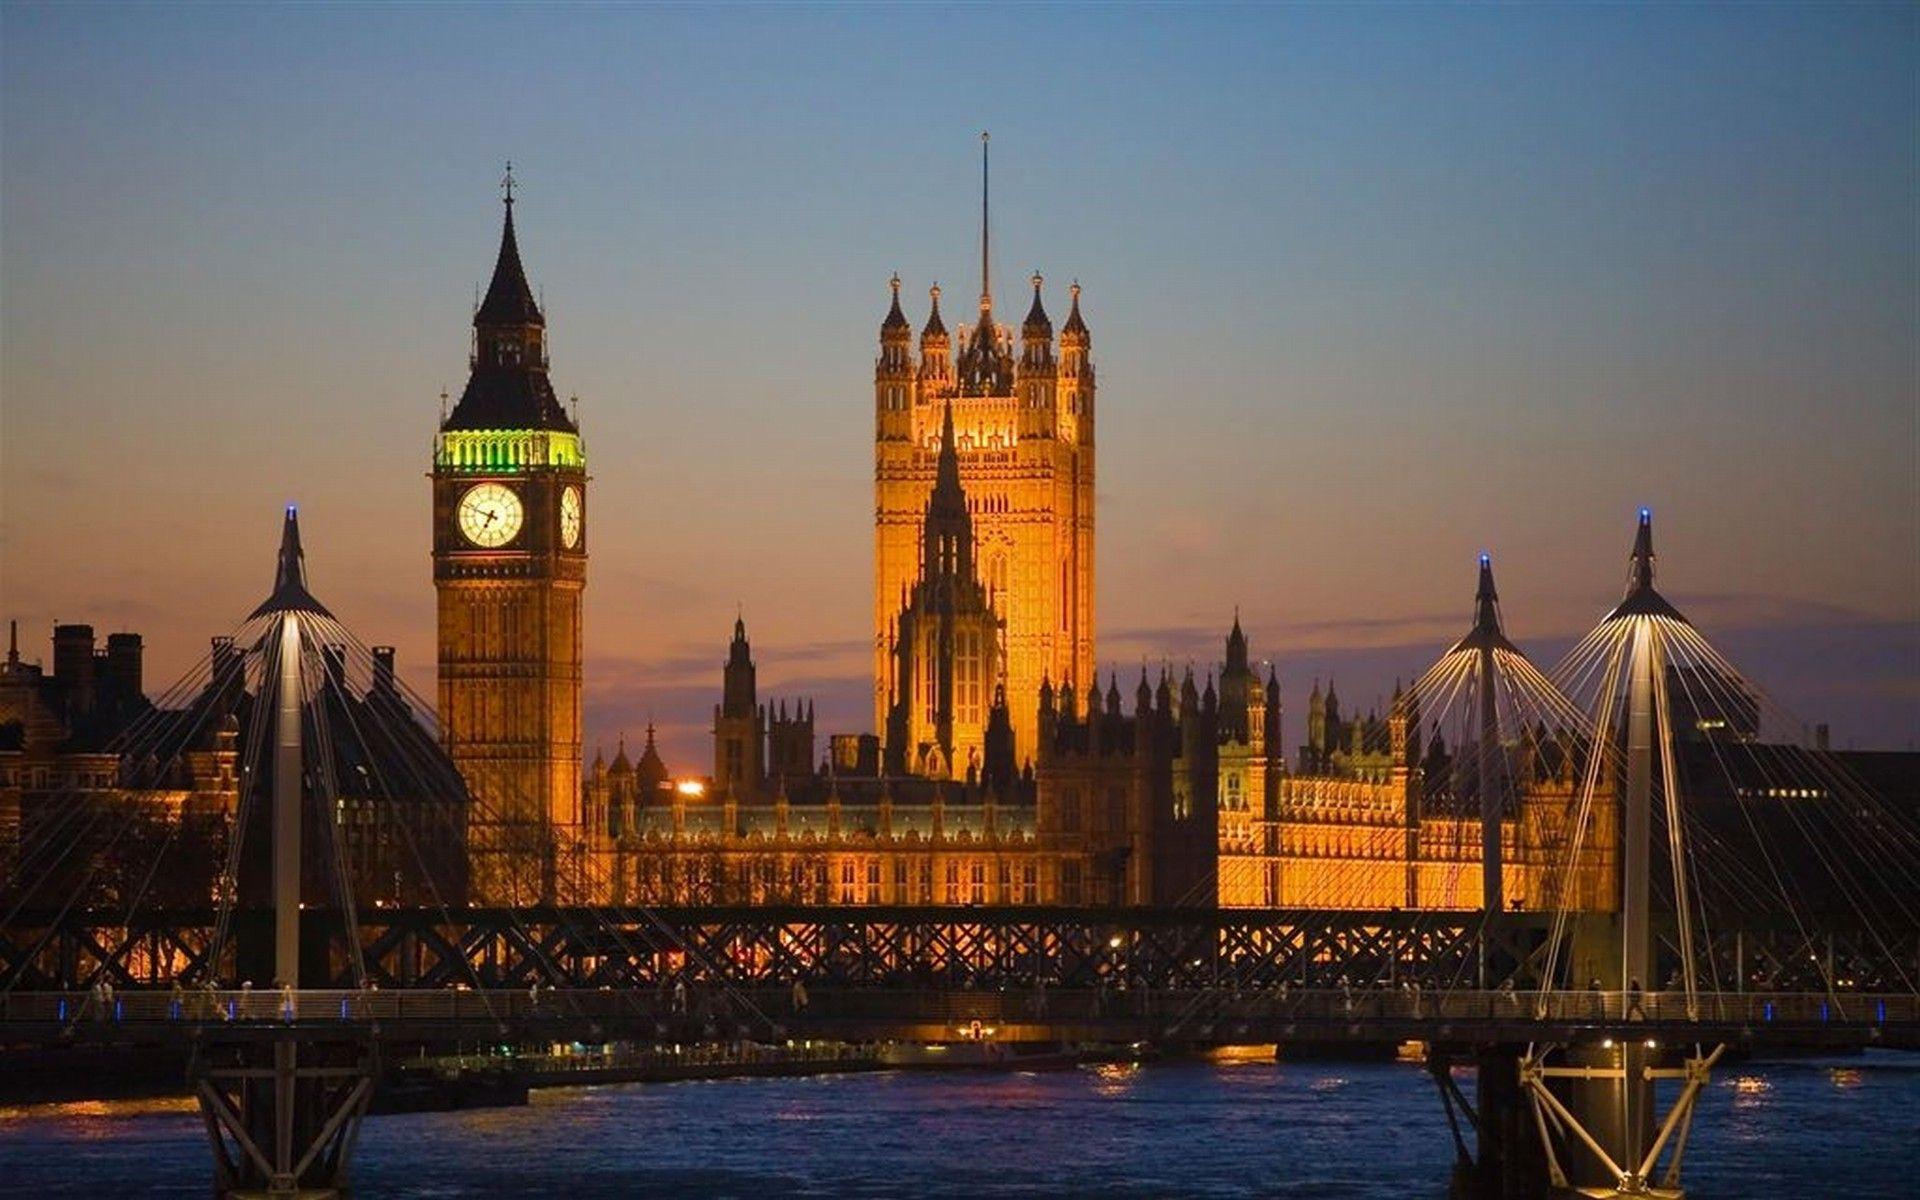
[3,987,1915,1032]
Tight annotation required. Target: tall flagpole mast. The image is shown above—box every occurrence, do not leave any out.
[980,130,991,311]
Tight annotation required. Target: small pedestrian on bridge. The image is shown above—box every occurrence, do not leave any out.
[1627,978,1646,1022]
[791,978,809,1015]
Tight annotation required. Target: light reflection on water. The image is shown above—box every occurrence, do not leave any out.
[0,1053,1913,1197]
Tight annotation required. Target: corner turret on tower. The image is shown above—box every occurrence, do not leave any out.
[876,274,915,441]
[918,284,953,390]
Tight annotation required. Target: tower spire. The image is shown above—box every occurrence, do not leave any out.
[1445,552,1515,655]
[250,505,332,619]
[1629,506,1655,594]
[979,131,991,314]
[477,169,539,327]
[1473,553,1501,638]
[1608,507,1687,621]
[447,169,573,432]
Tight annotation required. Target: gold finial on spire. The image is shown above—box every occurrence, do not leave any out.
[1032,270,1043,292]
[890,272,901,296]
[501,160,516,206]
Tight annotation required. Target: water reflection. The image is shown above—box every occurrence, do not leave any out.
[0,1057,1914,1197]
[1729,1075,1772,1109]
[0,1097,196,1123]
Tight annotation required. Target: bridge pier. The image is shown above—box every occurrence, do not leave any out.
[192,1031,378,1199]
[1438,1045,1550,1200]
[1515,1040,1721,1198]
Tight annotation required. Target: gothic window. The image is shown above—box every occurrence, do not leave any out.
[1021,863,1038,904]
[1061,860,1083,905]
[923,636,939,726]
[1060,786,1081,834]
[945,860,960,901]
[957,630,981,724]
[969,861,986,904]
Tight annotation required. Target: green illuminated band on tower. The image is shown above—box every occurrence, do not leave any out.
[434,429,584,471]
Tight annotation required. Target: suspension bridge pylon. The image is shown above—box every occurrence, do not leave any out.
[1522,510,1720,1199]
[191,508,377,1200]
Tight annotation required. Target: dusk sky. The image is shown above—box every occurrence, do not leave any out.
[3,3,1914,765]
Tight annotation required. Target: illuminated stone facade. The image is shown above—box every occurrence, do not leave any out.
[1033,620,1617,912]
[585,621,1054,906]
[578,615,1613,912]
[432,194,587,902]
[874,268,1094,772]
[882,400,1012,780]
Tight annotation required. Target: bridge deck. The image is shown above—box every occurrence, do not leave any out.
[8,988,1915,1052]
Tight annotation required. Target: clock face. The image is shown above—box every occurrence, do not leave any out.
[559,485,582,550]
[457,482,524,548]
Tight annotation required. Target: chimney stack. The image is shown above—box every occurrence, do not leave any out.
[53,624,96,717]
[322,644,348,693]
[104,633,143,708]
[372,646,397,696]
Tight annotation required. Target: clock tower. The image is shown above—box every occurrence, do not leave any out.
[432,178,586,903]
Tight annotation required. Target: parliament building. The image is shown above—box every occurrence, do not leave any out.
[558,147,1612,912]
[407,161,1611,911]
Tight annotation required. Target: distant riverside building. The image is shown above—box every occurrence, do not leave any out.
[0,621,182,906]
[874,136,1095,773]
[431,178,588,904]
[1,522,469,930]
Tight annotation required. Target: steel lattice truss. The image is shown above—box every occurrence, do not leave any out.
[5,906,1912,994]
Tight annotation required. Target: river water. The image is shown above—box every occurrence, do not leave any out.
[2,1052,1916,1197]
